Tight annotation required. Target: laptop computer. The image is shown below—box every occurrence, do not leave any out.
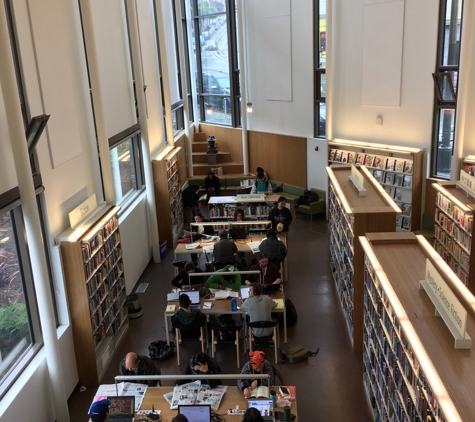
[240,285,251,300]
[229,227,248,240]
[187,290,201,309]
[178,404,211,422]
[262,283,281,295]
[107,396,135,422]
[247,399,275,422]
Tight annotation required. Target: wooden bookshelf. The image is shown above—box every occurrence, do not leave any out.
[360,231,475,422]
[328,140,424,231]
[327,165,400,350]
[432,181,475,292]
[56,205,128,386]
[152,147,184,247]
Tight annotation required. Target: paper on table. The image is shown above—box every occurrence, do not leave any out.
[203,302,213,309]
[203,246,214,253]
[92,382,148,411]
[247,241,262,253]
[273,299,285,310]
[185,243,201,250]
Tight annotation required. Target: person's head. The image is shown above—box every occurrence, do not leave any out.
[266,228,277,238]
[257,171,265,181]
[277,197,286,210]
[192,352,209,366]
[191,184,200,192]
[194,212,204,222]
[235,209,244,221]
[222,266,235,281]
[250,283,263,297]
[256,252,269,268]
[89,399,110,422]
[218,229,229,239]
[256,167,264,174]
[179,294,191,309]
[249,350,266,372]
[124,352,142,373]
[172,415,189,422]
[243,407,265,422]
[207,171,215,179]
[184,262,196,273]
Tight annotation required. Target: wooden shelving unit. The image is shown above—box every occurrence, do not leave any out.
[360,231,475,422]
[327,164,400,350]
[328,139,424,231]
[432,181,475,291]
[56,205,128,386]
[152,147,183,247]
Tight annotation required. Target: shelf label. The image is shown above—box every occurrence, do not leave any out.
[69,194,98,229]
[458,170,475,197]
[236,194,266,201]
[348,165,367,196]
[420,258,471,349]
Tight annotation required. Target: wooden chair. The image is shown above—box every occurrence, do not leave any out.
[246,316,280,364]
[171,315,207,366]
[208,316,243,368]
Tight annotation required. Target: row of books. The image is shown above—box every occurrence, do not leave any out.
[384,186,412,204]
[91,289,126,335]
[329,149,414,174]
[168,173,179,192]
[166,161,178,180]
[165,154,177,170]
[462,163,475,176]
[81,217,119,260]
[436,193,472,233]
[435,220,471,253]
[434,241,469,285]
[380,172,413,189]
[396,216,411,231]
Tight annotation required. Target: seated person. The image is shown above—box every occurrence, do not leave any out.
[172,416,189,422]
[237,350,274,398]
[213,230,237,268]
[256,166,268,180]
[258,228,287,266]
[268,197,292,232]
[243,408,265,422]
[251,171,272,194]
[204,171,221,200]
[192,212,215,237]
[172,294,207,342]
[176,352,222,388]
[240,283,277,341]
[119,352,161,386]
[89,399,110,422]
[234,208,245,222]
[205,265,242,290]
[171,261,204,289]
[245,253,282,285]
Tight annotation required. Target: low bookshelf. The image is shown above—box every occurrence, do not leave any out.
[327,164,400,350]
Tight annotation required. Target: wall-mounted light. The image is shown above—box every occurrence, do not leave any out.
[206,104,212,115]
[246,102,253,113]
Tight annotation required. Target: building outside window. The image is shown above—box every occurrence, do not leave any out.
[314,0,326,138]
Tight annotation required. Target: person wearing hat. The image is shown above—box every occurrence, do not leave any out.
[268,197,292,232]
[258,228,287,267]
[89,398,110,422]
[238,350,274,398]
[204,264,241,290]
[213,229,237,269]
[119,352,161,386]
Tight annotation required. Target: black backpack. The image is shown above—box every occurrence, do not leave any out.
[148,340,175,360]
[279,299,298,327]
[299,190,319,205]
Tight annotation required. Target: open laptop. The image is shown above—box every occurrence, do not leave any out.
[262,283,281,295]
[187,290,201,309]
[247,399,275,422]
[229,227,248,240]
[107,396,135,422]
[240,285,251,300]
[178,404,211,422]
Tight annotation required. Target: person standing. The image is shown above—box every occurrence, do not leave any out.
[119,352,161,386]
[258,228,287,266]
[213,229,237,268]
[268,196,292,232]
[182,184,200,228]
[204,171,221,200]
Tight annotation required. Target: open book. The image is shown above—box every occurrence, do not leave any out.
[249,385,269,399]
[214,290,240,299]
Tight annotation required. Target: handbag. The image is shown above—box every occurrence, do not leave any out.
[148,340,176,360]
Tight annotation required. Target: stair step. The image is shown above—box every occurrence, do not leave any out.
[194,132,208,142]
[192,162,244,176]
[193,152,232,165]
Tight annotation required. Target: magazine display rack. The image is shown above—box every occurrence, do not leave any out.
[327,165,399,350]
[328,139,424,231]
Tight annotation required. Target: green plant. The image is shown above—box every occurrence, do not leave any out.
[0,301,28,339]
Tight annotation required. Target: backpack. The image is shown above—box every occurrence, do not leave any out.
[148,339,176,361]
[208,315,236,342]
[299,190,318,205]
[279,299,298,327]
[280,340,309,363]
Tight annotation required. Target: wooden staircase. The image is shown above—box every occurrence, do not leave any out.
[192,132,243,175]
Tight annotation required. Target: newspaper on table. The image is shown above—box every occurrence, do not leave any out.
[92,382,148,411]
[247,241,262,253]
[163,381,227,411]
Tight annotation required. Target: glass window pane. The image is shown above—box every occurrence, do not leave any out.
[0,213,33,381]
[319,2,327,69]
[203,95,231,124]
[195,0,227,16]
[318,102,326,138]
[435,108,455,178]
[110,139,137,202]
[441,0,463,67]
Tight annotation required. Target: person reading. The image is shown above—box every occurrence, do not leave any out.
[238,350,274,398]
[119,352,161,386]
[205,265,241,290]
[176,352,222,388]
[171,262,204,289]
[245,253,282,285]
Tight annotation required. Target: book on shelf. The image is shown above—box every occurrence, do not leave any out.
[334,150,342,162]
[347,152,355,164]
[394,188,402,201]
[329,149,336,161]
[248,385,269,399]
[385,158,395,170]
[394,160,404,172]
[401,217,411,230]
[384,186,393,196]
[393,174,403,186]
[403,161,413,174]
[403,175,412,188]
[373,156,384,169]
[363,154,374,167]
[385,173,394,184]
[395,215,403,228]
[355,153,364,165]
[341,151,349,163]
[372,170,382,182]
[402,203,411,216]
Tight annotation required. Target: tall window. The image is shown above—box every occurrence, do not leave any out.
[109,124,145,204]
[432,0,463,178]
[189,0,239,126]
[314,0,326,138]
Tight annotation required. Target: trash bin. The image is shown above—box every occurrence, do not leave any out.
[127,294,143,319]
[159,240,167,260]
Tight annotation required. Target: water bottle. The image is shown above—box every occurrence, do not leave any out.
[231,297,237,311]
[269,390,277,408]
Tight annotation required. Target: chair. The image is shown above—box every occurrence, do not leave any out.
[208,316,243,368]
[272,365,284,385]
[171,314,207,365]
[246,316,280,364]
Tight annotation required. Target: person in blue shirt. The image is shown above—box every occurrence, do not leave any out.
[251,172,272,194]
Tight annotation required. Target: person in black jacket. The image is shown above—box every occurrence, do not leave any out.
[171,262,204,288]
[183,184,200,228]
[192,213,215,237]
[268,197,292,232]
[213,230,237,268]
[204,171,221,200]
[119,352,161,386]
[176,352,222,387]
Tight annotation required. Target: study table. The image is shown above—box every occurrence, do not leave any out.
[138,385,298,421]
[164,289,288,347]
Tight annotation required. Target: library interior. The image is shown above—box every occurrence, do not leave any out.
[2,1,475,422]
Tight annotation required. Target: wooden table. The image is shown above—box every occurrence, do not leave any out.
[138,386,297,421]
[164,290,288,346]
